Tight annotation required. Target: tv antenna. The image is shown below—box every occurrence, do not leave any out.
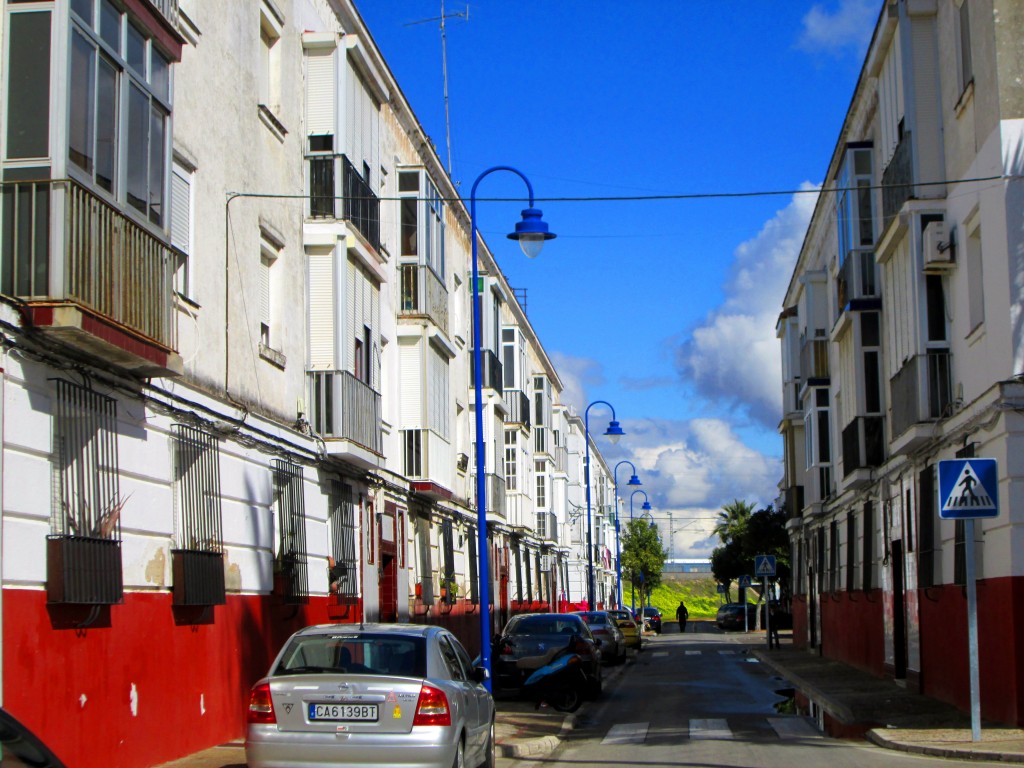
[404,2,469,177]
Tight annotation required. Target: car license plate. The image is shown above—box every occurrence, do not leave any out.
[308,703,378,722]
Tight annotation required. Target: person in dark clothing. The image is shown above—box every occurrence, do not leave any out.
[767,604,781,649]
[676,601,689,633]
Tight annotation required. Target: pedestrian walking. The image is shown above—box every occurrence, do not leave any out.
[676,600,689,633]
[768,603,781,649]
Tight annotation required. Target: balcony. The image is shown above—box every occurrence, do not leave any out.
[534,426,549,455]
[841,415,885,486]
[882,130,913,231]
[889,350,953,454]
[399,264,449,335]
[401,428,453,500]
[800,331,830,384]
[836,251,879,312]
[470,349,503,394]
[536,512,558,544]
[472,473,506,520]
[553,443,568,474]
[783,485,805,521]
[1,179,180,376]
[171,549,226,607]
[502,389,531,429]
[147,0,179,26]
[308,154,380,251]
[308,370,382,464]
[47,535,123,605]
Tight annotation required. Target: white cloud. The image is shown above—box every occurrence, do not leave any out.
[549,351,605,414]
[797,0,878,56]
[676,186,818,428]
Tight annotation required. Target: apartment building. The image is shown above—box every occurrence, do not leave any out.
[778,0,1024,726]
[0,0,617,764]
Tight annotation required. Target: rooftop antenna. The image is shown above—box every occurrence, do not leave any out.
[404,3,469,178]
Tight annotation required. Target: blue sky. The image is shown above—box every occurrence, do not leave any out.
[358,1,879,557]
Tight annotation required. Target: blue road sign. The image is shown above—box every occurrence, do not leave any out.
[754,555,776,577]
[716,583,726,594]
[939,459,999,519]
[738,575,752,588]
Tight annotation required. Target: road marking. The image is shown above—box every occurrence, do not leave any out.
[718,650,736,655]
[689,718,733,740]
[602,723,649,745]
[685,650,701,655]
[768,717,821,739]
[652,651,669,657]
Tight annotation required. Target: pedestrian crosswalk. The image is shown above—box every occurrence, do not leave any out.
[600,717,821,745]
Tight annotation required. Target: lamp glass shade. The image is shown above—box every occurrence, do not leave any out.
[642,501,652,511]
[605,419,625,444]
[507,207,555,259]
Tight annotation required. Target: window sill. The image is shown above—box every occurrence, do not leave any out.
[258,104,288,142]
[259,342,286,369]
[954,79,974,117]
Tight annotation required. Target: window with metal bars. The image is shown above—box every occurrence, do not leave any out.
[48,379,123,605]
[829,520,839,592]
[918,466,936,589]
[171,425,225,606]
[274,459,308,603]
[513,542,523,602]
[524,548,533,601]
[845,512,856,592]
[467,524,479,603]
[328,481,358,598]
[416,514,434,603]
[441,519,456,604]
[863,501,874,591]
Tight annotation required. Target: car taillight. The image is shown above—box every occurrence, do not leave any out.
[499,643,514,656]
[413,684,451,726]
[247,683,276,725]
[574,639,590,654]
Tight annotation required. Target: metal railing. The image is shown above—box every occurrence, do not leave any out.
[472,473,506,518]
[308,370,382,454]
[307,154,380,251]
[502,389,531,428]
[171,549,226,606]
[836,251,878,309]
[46,535,123,605]
[399,263,449,335]
[471,350,503,394]
[1,179,176,350]
[536,511,558,544]
[147,0,179,26]
[889,350,953,438]
[841,415,885,475]
[882,130,913,230]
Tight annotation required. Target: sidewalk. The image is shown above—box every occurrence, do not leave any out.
[750,636,1024,763]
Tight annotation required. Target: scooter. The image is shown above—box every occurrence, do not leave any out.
[522,642,589,712]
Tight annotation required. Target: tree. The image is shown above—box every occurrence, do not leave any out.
[712,499,755,544]
[621,518,667,603]
[710,504,790,605]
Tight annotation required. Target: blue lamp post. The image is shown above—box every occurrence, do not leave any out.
[584,401,625,611]
[471,167,554,691]
[629,489,651,617]
[613,461,641,610]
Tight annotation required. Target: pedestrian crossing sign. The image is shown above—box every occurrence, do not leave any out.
[738,575,752,588]
[754,555,776,577]
[938,459,999,519]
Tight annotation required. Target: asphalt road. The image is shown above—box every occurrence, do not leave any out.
[505,621,1009,768]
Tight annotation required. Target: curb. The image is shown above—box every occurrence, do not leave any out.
[497,713,575,759]
[866,728,1024,764]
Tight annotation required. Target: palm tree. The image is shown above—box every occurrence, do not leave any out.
[713,499,755,545]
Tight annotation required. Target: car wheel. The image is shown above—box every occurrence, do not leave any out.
[453,736,465,768]
[549,684,583,713]
[481,720,496,768]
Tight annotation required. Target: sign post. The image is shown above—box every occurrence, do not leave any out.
[939,458,999,743]
[754,555,776,646]
[738,575,752,632]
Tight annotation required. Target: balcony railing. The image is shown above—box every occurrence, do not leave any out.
[841,415,885,476]
[783,485,805,520]
[882,130,913,230]
[148,0,179,26]
[536,511,558,544]
[46,535,123,605]
[800,332,830,382]
[889,350,953,438]
[472,473,506,518]
[400,428,451,485]
[399,263,449,335]
[307,154,380,251]
[308,370,382,454]
[502,389,531,429]
[836,251,878,310]
[171,549,226,606]
[470,350,503,394]
[1,179,176,350]
[554,444,568,473]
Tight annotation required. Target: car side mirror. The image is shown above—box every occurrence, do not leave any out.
[471,666,489,685]
[593,638,603,648]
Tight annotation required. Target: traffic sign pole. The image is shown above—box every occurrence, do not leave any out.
[764,576,770,649]
[966,518,981,742]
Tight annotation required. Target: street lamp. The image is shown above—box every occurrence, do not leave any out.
[584,400,625,611]
[613,461,641,610]
[471,166,554,691]
[629,489,651,617]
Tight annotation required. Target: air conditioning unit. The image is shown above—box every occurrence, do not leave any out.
[922,220,954,272]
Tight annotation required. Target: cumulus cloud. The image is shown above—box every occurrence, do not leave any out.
[549,351,604,414]
[675,186,818,428]
[797,0,878,56]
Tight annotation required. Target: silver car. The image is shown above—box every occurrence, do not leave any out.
[246,623,495,768]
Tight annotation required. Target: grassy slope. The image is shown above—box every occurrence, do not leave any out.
[624,577,745,619]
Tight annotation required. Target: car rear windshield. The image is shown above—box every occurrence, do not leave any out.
[578,613,609,626]
[508,615,583,635]
[275,633,426,677]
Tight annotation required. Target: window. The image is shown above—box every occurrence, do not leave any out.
[502,328,516,390]
[845,512,856,592]
[398,170,445,278]
[918,466,936,589]
[863,501,874,591]
[170,161,193,297]
[829,519,839,592]
[441,519,455,605]
[957,0,973,94]
[835,145,874,265]
[467,524,479,603]
[504,430,518,491]
[259,233,281,349]
[68,3,171,224]
[172,425,222,551]
[966,221,984,332]
[259,3,282,114]
[329,481,358,597]
[5,9,51,161]
[416,515,434,603]
[274,459,308,603]
[535,461,547,508]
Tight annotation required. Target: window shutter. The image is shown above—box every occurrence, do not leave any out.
[170,166,191,254]
[308,251,335,369]
[400,340,423,426]
[306,49,335,135]
[260,257,271,327]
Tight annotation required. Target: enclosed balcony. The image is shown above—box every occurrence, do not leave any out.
[308,154,380,252]
[399,263,449,335]
[783,484,805,521]
[472,472,506,521]
[536,512,558,544]
[889,350,953,454]
[308,370,382,465]
[1,179,180,376]
[800,331,830,385]
[401,428,453,500]
[836,251,879,312]
[841,415,885,487]
[881,130,913,231]
[470,349,503,394]
[502,389,531,429]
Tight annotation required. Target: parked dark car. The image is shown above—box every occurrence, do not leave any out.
[636,606,663,634]
[493,613,602,697]
[716,603,758,631]
[0,708,67,767]
[572,611,626,664]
